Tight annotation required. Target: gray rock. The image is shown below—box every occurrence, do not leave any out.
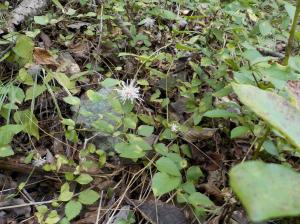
[72,87,121,151]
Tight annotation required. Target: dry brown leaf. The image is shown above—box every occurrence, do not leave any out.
[40,32,52,49]
[183,127,217,142]
[33,47,58,66]
[68,41,90,58]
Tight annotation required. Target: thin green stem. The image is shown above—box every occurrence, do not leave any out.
[253,127,271,159]
[283,0,300,65]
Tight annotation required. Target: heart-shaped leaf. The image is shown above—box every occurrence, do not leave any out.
[152,172,181,197]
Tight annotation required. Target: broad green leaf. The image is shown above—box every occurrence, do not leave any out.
[233,84,300,150]
[203,109,236,118]
[25,85,47,101]
[259,21,273,36]
[63,96,80,106]
[8,86,25,104]
[156,157,181,177]
[285,2,296,20]
[44,210,60,224]
[154,143,168,155]
[75,174,93,185]
[86,90,103,102]
[186,166,204,183]
[34,15,50,25]
[188,192,214,208]
[137,125,154,137]
[263,140,279,157]
[14,110,39,139]
[58,183,73,202]
[92,120,114,134]
[123,114,137,129]
[65,200,82,221]
[115,142,146,159]
[52,72,76,90]
[230,126,250,139]
[138,114,155,125]
[160,128,177,140]
[59,218,70,224]
[230,161,300,222]
[159,9,177,20]
[0,124,23,146]
[13,35,34,62]
[152,172,181,197]
[101,78,120,88]
[17,68,34,85]
[78,189,99,205]
[0,145,14,157]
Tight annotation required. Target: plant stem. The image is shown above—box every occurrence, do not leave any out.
[253,127,270,159]
[283,0,300,65]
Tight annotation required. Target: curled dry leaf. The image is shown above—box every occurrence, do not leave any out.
[183,127,217,142]
[57,52,80,75]
[68,41,90,58]
[33,47,58,66]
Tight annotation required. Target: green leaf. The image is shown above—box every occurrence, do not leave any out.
[259,21,273,36]
[203,109,236,118]
[34,15,50,25]
[65,200,82,221]
[230,161,300,222]
[8,86,25,104]
[58,183,73,202]
[115,142,146,159]
[230,126,250,139]
[86,90,103,102]
[188,192,214,208]
[123,114,137,129]
[101,78,120,88]
[156,157,181,177]
[92,120,114,134]
[0,124,23,146]
[154,143,168,155]
[263,140,279,157]
[152,172,181,197]
[186,166,204,183]
[285,2,296,20]
[13,35,34,62]
[159,9,177,20]
[137,125,154,137]
[233,84,300,151]
[160,128,177,140]
[63,96,81,106]
[14,110,39,139]
[25,85,47,101]
[78,189,100,205]
[0,145,14,157]
[45,210,60,224]
[18,68,34,85]
[75,174,93,185]
[52,72,76,90]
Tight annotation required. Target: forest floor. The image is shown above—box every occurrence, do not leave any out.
[0,0,300,223]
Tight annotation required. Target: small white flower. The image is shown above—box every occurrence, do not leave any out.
[142,17,156,28]
[32,157,47,167]
[170,123,179,133]
[116,79,142,104]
